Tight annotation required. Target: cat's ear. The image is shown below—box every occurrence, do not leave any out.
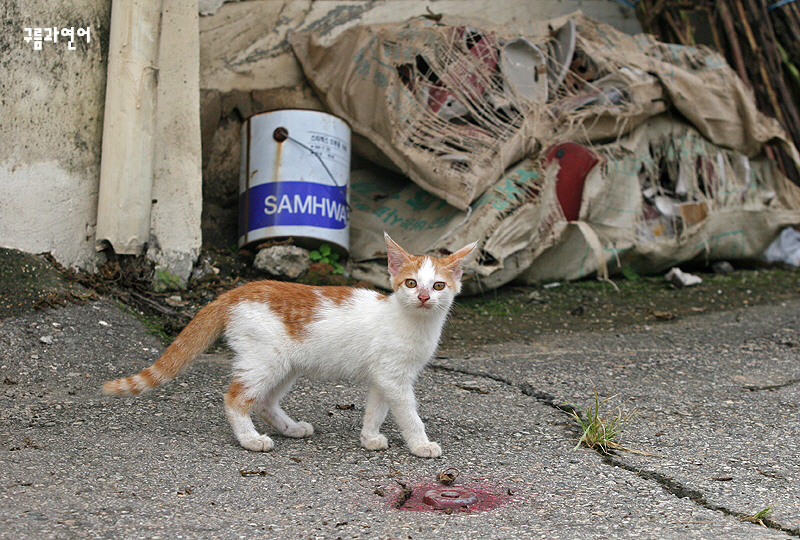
[385,232,411,277]
[444,241,478,281]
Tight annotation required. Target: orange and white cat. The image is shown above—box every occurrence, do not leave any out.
[103,234,476,458]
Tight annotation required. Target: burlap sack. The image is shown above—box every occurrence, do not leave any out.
[521,115,800,284]
[348,160,564,293]
[291,20,540,210]
[291,12,799,210]
[292,12,800,290]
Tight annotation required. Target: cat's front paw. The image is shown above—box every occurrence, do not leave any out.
[239,434,275,452]
[410,441,441,458]
[361,434,388,451]
[284,422,314,438]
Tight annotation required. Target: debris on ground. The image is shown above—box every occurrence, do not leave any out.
[253,244,312,279]
[665,267,703,288]
[436,468,460,486]
[394,481,413,509]
[763,227,800,267]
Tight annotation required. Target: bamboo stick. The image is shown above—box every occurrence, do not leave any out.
[734,0,785,125]
[717,2,753,89]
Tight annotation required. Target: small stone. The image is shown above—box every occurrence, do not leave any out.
[253,245,312,279]
[711,261,734,273]
[190,255,219,283]
[165,295,186,307]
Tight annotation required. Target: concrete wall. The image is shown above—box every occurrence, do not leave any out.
[2,0,201,286]
[0,0,111,270]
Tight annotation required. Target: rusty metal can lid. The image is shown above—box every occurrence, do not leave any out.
[422,487,478,509]
[272,127,289,142]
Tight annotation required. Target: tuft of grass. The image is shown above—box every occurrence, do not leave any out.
[153,268,184,292]
[116,301,173,344]
[570,390,636,454]
[741,506,774,526]
[309,244,345,274]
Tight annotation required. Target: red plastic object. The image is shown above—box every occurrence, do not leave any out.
[422,487,478,509]
[545,142,600,221]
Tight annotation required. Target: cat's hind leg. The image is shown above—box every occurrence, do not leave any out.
[224,380,275,451]
[256,374,314,439]
[360,386,389,451]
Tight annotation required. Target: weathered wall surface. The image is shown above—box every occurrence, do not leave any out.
[200,0,641,93]
[2,0,201,285]
[0,0,111,270]
[198,0,642,249]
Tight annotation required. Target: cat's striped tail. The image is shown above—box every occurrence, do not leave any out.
[102,297,229,396]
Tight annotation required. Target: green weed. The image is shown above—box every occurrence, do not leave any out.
[570,390,636,454]
[153,268,183,292]
[741,506,774,526]
[309,244,344,274]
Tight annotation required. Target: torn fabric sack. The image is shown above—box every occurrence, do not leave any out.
[290,12,800,291]
[290,12,800,211]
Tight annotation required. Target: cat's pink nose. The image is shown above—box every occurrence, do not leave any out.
[418,290,430,304]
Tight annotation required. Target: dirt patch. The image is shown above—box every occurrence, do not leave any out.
[1,247,798,355]
[440,265,800,356]
[0,249,95,319]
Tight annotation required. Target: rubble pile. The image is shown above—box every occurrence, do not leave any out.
[284,12,800,291]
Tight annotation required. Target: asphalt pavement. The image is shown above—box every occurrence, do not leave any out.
[1,286,799,539]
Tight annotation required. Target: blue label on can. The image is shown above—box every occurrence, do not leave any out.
[240,181,348,235]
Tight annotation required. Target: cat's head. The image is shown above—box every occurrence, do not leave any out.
[385,233,477,313]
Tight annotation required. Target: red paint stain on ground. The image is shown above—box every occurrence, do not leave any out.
[390,482,513,513]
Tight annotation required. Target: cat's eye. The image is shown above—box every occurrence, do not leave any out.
[433,282,446,291]
[404,279,417,288]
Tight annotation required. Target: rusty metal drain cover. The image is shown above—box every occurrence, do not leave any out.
[422,487,478,509]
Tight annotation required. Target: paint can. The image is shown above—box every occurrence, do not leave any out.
[239,109,351,252]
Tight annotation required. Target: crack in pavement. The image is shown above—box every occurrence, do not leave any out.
[743,379,800,392]
[604,455,800,537]
[429,363,800,537]
[428,362,515,386]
